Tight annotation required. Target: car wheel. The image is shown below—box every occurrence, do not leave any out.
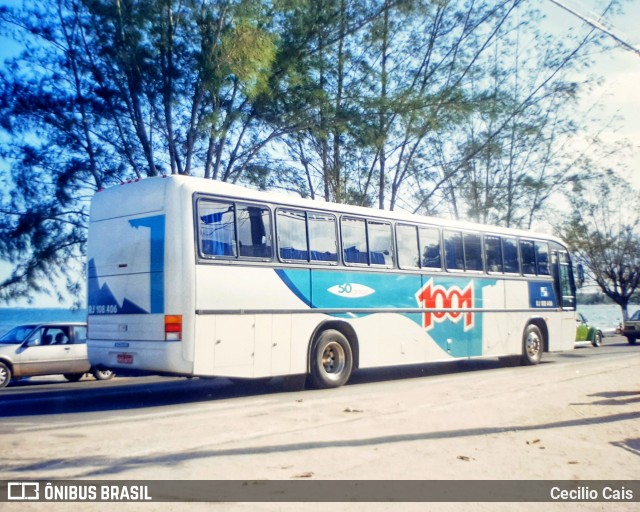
[521,324,543,365]
[592,331,602,347]
[92,368,115,381]
[627,336,638,345]
[0,362,12,389]
[63,373,85,382]
[308,329,353,389]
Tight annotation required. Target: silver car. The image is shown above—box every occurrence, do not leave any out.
[0,322,114,388]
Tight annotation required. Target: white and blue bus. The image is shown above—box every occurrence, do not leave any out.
[86,175,577,388]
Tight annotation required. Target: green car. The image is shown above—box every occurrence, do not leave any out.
[575,312,603,347]
[622,310,640,345]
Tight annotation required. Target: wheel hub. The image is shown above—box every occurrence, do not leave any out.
[322,342,345,376]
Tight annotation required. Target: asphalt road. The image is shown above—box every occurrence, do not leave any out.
[1,337,639,511]
[0,336,635,422]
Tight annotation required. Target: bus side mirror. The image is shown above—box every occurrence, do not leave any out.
[576,263,585,288]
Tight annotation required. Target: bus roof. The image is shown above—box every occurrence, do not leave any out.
[96,175,567,247]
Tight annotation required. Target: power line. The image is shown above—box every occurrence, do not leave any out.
[548,0,640,57]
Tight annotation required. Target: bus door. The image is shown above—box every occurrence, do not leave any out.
[552,251,576,309]
[551,250,577,350]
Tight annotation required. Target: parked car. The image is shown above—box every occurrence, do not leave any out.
[575,312,603,347]
[622,310,640,345]
[0,322,114,388]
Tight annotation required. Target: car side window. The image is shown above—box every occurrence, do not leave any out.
[26,328,45,347]
[25,326,74,346]
[46,328,67,345]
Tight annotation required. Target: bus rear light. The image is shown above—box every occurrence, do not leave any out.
[165,315,182,341]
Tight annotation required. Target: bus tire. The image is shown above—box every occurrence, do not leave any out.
[308,329,353,389]
[521,324,543,366]
[627,336,637,345]
[92,368,115,381]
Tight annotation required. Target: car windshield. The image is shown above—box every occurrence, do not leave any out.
[630,310,640,321]
[0,325,37,345]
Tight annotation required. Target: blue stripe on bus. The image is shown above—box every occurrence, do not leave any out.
[87,259,149,315]
[274,268,312,307]
[274,268,506,358]
[129,215,165,314]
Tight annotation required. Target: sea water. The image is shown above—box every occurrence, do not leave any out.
[577,304,639,333]
[0,308,87,337]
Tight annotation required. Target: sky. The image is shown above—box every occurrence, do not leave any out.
[0,0,639,308]
[541,0,640,190]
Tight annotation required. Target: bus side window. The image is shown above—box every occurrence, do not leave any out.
[199,201,237,257]
[535,242,550,276]
[463,233,483,271]
[502,237,520,273]
[237,205,273,259]
[308,213,338,263]
[419,227,441,270]
[396,224,420,269]
[485,235,503,273]
[520,240,536,275]
[444,231,464,271]
[277,209,309,261]
[342,218,368,265]
[368,221,393,266]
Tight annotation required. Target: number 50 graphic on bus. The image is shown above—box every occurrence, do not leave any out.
[415,279,475,331]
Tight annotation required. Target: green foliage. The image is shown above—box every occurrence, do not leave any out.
[218,22,277,98]
[0,0,627,303]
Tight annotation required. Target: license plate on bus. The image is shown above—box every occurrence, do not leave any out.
[117,353,134,364]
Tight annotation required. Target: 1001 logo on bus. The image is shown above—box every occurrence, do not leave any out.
[415,279,474,331]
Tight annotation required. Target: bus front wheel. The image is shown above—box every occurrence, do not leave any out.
[308,329,353,389]
[521,324,543,366]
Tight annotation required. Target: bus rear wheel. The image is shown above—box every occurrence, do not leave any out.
[308,329,353,389]
[92,368,115,380]
[521,324,543,365]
